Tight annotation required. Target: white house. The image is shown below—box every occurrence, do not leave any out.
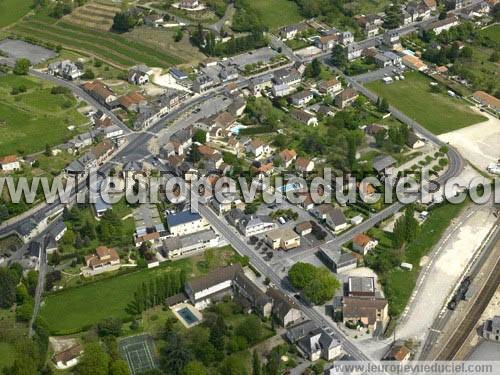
[53,345,83,370]
[166,211,209,237]
[0,155,20,171]
[352,233,378,255]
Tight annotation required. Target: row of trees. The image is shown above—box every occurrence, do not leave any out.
[288,262,340,304]
[0,264,38,322]
[126,270,186,315]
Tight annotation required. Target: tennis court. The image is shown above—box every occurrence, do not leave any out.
[118,334,158,374]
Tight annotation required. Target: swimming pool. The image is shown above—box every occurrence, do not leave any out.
[229,124,247,135]
[177,307,199,326]
[281,182,302,193]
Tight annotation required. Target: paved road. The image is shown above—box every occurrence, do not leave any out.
[28,236,47,337]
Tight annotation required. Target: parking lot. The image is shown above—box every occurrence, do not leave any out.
[0,38,57,64]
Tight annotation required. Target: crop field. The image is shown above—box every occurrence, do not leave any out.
[366,71,487,134]
[0,0,32,28]
[63,1,117,31]
[10,13,184,68]
[0,74,88,156]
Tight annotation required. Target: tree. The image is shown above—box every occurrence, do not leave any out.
[383,5,402,29]
[193,129,207,144]
[174,28,183,42]
[305,58,321,78]
[303,268,340,305]
[0,267,17,308]
[460,46,473,59]
[288,262,317,290]
[82,69,95,79]
[252,350,261,375]
[97,318,122,337]
[161,332,193,375]
[109,359,129,375]
[78,343,109,375]
[209,314,226,351]
[181,361,208,375]
[235,315,262,345]
[16,283,29,304]
[13,58,30,75]
[331,45,347,68]
[112,11,137,32]
[8,359,38,375]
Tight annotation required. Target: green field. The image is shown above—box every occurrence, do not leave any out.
[480,24,500,43]
[0,0,32,28]
[0,74,88,157]
[0,342,15,371]
[366,71,486,134]
[40,247,238,334]
[247,0,303,30]
[10,12,183,68]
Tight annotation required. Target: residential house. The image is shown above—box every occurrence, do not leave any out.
[272,83,292,97]
[402,54,428,71]
[227,97,246,117]
[279,23,308,40]
[335,88,359,109]
[166,211,209,236]
[423,16,459,35]
[119,91,146,112]
[279,149,297,168]
[273,68,302,86]
[342,296,389,331]
[318,247,358,273]
[383,343,412,362]
[406,132,425,149]
[193,74,215,93]
[295,221,313,236]
[286,321,343,361]
[53,345,83,370]
[365,124,386,137]
[291,109,318,126]
[400,10,413,25]
[315,34,338,51]
[373,155,397,175]
[162,229,220,259]
[82,246,121,276]
[249,74,274,95]
[0,155,20,171]
[81,80,117,108]
[472,91,500,113]
[290,90,313,107]
[295,157,315,173]
[128,65,153,85]
[144,13,164,27]
[237,215,276,237]
[340,31,354,46]
[383,30,401,48]
[48,60,83,80]
[265,227,301,250]
[49,221,67,242]
[318,79,342,96]
[185,264,272,317]
[251,161,274,180]
[423,0,437,11]
[483,316,500,342]
[266,287,302,326]
[245,139,270,158]
[347,277,376,297]
[346,43,362,60]
[179,0,199,9]
[220,66,238,82]
[198,144,223,169]
[407,1,431,21]
[375,51,402,67]
[352,234,378,255]
[312,205,347,232]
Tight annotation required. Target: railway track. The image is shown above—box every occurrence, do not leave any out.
[435,254,500,360]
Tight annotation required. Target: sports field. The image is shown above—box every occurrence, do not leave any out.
[0,0,32,28]
[10,12,183,68]
[118,335,158,375]
[0,74,88,157]
[366,71,487,135]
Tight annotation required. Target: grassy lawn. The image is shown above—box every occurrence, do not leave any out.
[366,71,487,135]
[40,246,238,334]
[0,74,88,157]
[0,0,32,28]
[382,200,469,316]
[480,24,500,43]
[247,0,303,30]
[343,0,392,14]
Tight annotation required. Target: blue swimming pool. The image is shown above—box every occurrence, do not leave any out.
[229,124,247,135]
[281,182,302,193]
[177,307,199,325]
